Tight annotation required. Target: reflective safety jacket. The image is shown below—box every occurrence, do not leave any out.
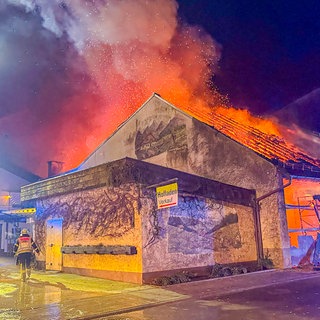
[14,234,39,255]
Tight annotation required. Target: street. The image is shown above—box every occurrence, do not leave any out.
[1,256,320,320]
[101,276,320,320]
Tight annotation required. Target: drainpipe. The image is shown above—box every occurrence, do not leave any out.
[254,170,292,263]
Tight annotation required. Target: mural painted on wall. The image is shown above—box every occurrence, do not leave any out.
[168,195,241,254]
[135,116,187,160]
[143,194,242,255]
[35,184,139,251]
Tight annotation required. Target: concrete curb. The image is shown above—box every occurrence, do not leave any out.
[166,268,320,299]
[73,298,187,320]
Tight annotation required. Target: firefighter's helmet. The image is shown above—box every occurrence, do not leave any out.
[20,229,29,235]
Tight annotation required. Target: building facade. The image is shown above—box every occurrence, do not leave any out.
[22,158,258,284]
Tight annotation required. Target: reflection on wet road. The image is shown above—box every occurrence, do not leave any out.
[2,256,320,320]
[0,279,99,319]
[0,257,186,320]
[98,277,320,320]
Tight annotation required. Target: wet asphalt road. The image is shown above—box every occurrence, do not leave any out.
[99,274,320,320]
[1,255,320,320]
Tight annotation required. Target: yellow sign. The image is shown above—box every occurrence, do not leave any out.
[156,182,178,209]
[3,208,36,214]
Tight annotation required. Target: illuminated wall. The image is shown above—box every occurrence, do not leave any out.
[35,183,143,283]
[284,176,320,248]
[0,192,10,208]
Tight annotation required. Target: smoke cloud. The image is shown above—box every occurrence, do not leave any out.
[2,0,318,178]
[1,0,223,177]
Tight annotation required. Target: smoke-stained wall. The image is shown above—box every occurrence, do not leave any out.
[187,113,290,268]
[80,95,191,171]
[141,194,256,276]
[79,94,291,268]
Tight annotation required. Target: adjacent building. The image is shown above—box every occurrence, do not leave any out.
[0,158,40,255]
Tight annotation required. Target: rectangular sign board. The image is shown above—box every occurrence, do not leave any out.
[2,208,36,214]
[156,182,178,209]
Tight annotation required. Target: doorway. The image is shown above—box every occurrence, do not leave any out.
[46,218,63,271]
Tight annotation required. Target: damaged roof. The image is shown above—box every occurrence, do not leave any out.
[186,104,320,177]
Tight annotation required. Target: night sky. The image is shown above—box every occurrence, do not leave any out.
[1,0,320,176]
[178,0,320,126]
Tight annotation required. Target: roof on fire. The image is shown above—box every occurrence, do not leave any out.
[81,93,320,177]
[178,96,320,177]
[156,94,320,177]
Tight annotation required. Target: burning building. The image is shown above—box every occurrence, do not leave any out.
[21,94,320,282]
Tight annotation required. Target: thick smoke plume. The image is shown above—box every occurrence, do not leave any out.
[1,0,224,176]
[1,1,318,178]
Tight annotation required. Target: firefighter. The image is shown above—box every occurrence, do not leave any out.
[13,229,40,281]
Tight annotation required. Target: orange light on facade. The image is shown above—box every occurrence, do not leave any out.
[285,178,320,247]
[0,195,11,207]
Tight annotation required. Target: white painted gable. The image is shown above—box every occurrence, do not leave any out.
[78,93,193,171]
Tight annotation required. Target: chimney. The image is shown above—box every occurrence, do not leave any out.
[48,161,64,178]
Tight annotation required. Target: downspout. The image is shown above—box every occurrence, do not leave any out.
[254,170,292,264]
